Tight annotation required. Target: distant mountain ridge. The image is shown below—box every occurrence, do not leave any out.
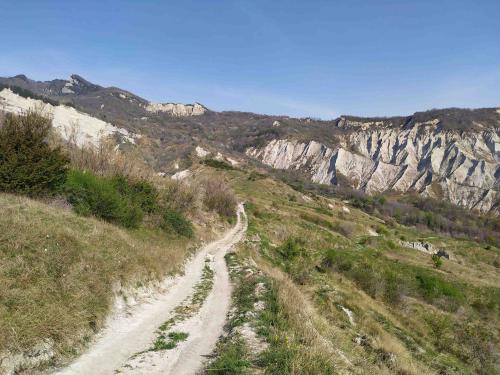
[1,73,498,213]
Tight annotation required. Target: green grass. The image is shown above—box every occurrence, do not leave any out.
[210,252,337,374]
[219,168,500,374]
[162,208,194,237]
[150,258,215,353]
[152,331,189,351]
[206,337,251,374]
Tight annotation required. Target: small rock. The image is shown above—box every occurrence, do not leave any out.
[353,334,370,347]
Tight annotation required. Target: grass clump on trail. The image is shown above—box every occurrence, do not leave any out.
[152,331,189,351]
[147,258,215,354]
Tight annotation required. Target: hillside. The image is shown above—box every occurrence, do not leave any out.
[0,105,498,374]
[0,74,498,214]
[201,164,499,374]
[0,193,204,373]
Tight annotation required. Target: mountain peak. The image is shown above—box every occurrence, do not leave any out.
[69,74,98,87]
[13,74,29,81]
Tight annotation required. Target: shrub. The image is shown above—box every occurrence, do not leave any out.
[432,254,443,268]
[322,249,353,271]
[351,264,381,298]
[278,238,305,261]
[111,175,158,213]
[64,136,152,179]
[383,271,406,304]
[201,158,234,170]
[163,180,198,212]
[162,208,194,237]
[0,111,68,196]
[65,170,143,228]
[203,177,237,219]
[248,170,266,181]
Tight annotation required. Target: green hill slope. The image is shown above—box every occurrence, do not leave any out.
[202,165,499,375]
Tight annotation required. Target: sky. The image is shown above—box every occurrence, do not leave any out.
[0,0,499,119]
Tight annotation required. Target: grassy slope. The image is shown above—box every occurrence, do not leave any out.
[206,166,499,375]
[0,193,206,365]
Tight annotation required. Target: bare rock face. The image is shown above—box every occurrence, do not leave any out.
[247,119,500,213]
[145,102,207,116]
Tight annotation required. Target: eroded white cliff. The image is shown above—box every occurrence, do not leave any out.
[145,102,207,116]
[0,88,136,146]
[247,121,500,213]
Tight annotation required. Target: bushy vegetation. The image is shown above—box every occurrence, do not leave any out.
[201,158,234,170]
[219,166,499,374]
[64,136,152,179]
[0,111,68,196]
[278,170,500,247]
[161,208,194,237]
[0,111,203,234]
[321,247,469,310]
[203,177,238,219]
[65,170,147,228]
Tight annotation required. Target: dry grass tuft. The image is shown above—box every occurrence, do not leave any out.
[202,176,237,219]
[60,127,153,180]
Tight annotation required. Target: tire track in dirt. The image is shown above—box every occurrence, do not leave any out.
[52,204,246,375]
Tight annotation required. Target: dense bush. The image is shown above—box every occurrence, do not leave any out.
[0,111,68,196]
[161,208,194,237]
[111,175,158,213]
[65,170,144,228]
[201,158,234,170]
[415,274,464,304]
[163,180,198,212]
[278,238,305,261]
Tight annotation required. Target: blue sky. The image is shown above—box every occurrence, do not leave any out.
[0,0,499,118]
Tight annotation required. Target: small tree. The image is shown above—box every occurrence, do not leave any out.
[0,111,68,196]
[432,254,443,269]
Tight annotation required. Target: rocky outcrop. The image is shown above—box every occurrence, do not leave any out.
[145,102,207,116]
[246,119,500,213]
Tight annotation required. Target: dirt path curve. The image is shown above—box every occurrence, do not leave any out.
[52,203,247,375]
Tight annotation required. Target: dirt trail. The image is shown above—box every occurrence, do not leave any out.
[52,204,247,375]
